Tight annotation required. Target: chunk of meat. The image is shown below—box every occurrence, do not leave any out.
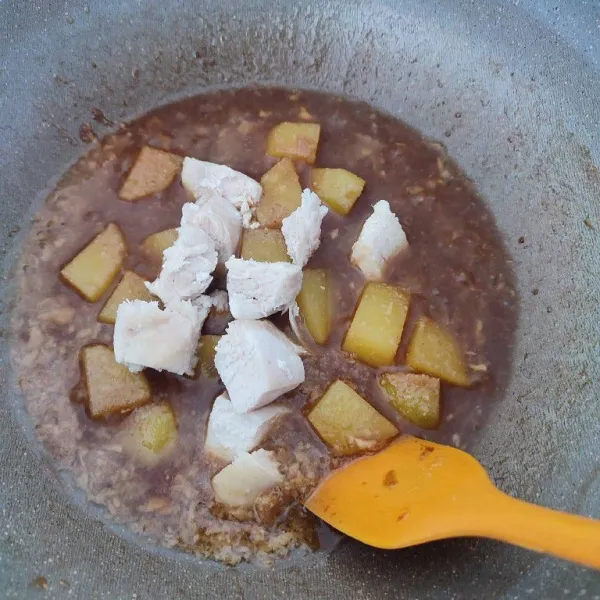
[281,189,328,267]
[225,257,302,319]
[180,196,241,264]
[119,146,183,201]
[205,393,290,462]
[181,157,262,208]
[114,300,207,376]
[211,449,283,508]
[215,320,305,412]
[350,200,408,280]
[146,223,217,309]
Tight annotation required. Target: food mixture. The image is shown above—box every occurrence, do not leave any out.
[11,88,517,565]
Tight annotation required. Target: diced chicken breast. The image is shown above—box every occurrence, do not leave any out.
[180,196,241,264]
[350,200,409,280]
[181,157,262,209]
[205,393,290,462]
[114,300,206,376]
[211,449,283,507]
[208,289,229,314]
[215,320,305,412]
[225,257,303,319]
[281,189,328,267]
[146,226,217,308]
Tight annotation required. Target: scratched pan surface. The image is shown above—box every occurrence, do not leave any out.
[0,1,599,598]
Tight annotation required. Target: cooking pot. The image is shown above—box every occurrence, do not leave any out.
[1,1,599,597]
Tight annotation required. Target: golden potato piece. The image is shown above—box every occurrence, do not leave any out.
[308,380,398,456]
[98,271,153,325]
[60,223,127,302]
[296,269,332,345]
[119,146,183,201]
[122,403,178,465]
[240,228,291,263]
[256,158,302,228]
[406,317,470,386]
[140,228,178,264]
[379,373,441,429]
[195,335,221,379]
[266,122,321,164]
[342,283,410,367]
[81,344,151,418]
[311,168,366,216]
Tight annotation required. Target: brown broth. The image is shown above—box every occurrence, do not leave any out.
[11,87,518,565]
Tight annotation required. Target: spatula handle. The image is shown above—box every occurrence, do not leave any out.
[472,489,600,569]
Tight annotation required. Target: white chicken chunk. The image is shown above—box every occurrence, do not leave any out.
[211,449,283,508]
[350,200,409,280]
[180,196,241,264]
[205,393,289,462]
[114,300,206,376]
[281,189,328,267]
[181,157,262,209]
[215,320,305,412]
[225,257,303,319]
[146,225,217,309]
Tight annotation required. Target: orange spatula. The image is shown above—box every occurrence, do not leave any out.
[305,436,600,569]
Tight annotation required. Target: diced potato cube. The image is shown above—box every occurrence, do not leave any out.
[119,146,183,201]
[342,283,410,367]
[140,228,178,264]
[266,122,321,164]
[307,380,398,456]
[379,373,441,429]
[240,228,291,263]
[256,158,302,228]
[195,335,221,379]
[60,223,127,302]
[406,317,470,386]
[122,403,178,465]
[98,271,153,325]
[311,168,366,216]
[296,269,332,345]
[81,344,151,418]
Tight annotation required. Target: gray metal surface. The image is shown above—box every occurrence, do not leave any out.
[1,0,599,597]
